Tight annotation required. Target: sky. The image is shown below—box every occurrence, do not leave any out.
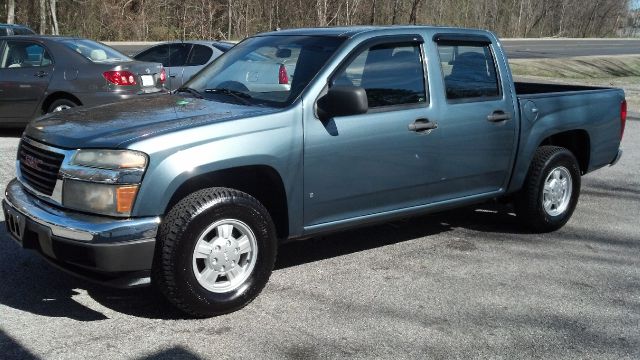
[634,0,640,9]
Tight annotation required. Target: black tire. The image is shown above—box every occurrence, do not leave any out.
[47,98,78,113]
[514,145,581,233]
[153,187,277,317]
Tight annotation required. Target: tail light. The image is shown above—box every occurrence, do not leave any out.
[620,100,627,139]
[278,64,289,85]
[103,70,137,86]
[159,68,167,83]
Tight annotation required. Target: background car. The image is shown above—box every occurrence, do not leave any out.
[0,36,166,127]
[133,41,232,90]
[0,23,35,36]
[189,43,298,94]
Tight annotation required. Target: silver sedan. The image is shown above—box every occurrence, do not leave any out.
[134,41,233,91]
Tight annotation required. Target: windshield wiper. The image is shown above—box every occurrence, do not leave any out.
[204,88,252,105]
[175,87,204,99]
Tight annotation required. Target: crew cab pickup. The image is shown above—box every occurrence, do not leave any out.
[2,26,626,317]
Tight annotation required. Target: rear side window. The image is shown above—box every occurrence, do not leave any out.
[0,41,53,68]
[186,45,213,66]
[333,43,427,108]
[14,27,35,35]
[61,39,130,63]
[437,43,500,101]
[135,44,190,67]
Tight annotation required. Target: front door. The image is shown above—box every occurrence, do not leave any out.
[303,38,441,227]
[0,40,53,122]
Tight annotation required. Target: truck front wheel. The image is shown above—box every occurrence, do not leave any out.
[153,187,277,317]
[514,146,581,233]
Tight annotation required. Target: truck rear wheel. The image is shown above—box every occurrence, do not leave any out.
[514,146,581,232]
[153,187,277,317]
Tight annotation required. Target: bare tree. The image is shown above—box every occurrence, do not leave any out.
[370,0,376,25]
[409,0,423,25]
[50,0,60,35]
[2,0,632,41]
[39,0,47,34]
[7,0,15,24]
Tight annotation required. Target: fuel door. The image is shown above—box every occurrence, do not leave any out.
[522,100,539,123]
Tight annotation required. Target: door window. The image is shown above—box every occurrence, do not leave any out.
[186,45,213,66]
[0,41,52,68]
[437,43,500,101]
[332,42,427,108]
[14,27,35,35]
[135,44,191,67]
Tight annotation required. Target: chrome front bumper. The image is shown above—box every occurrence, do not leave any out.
[2,179,160,287]
[4,178,159,242]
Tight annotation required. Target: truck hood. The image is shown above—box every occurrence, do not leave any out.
[24,95,277,148]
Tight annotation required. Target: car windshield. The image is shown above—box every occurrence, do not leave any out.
[60,39,131,63]
[183,35,345,108]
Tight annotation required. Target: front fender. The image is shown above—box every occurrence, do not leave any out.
[127,105,305,235]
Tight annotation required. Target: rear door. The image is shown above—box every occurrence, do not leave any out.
[0,40,54,122]
[303,36,441,226]
[433,35,516,198]
[181,44,216,87]
[135,43,191,90]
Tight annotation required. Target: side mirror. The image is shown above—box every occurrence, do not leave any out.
[316,86,368,121]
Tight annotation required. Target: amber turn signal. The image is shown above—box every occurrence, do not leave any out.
[116,185,139,214]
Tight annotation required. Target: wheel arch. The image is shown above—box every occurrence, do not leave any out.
[41,92,82,114]
[538,129,590,174]
[165,165,290,240]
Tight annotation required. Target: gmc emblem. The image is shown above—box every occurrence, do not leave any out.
[23,154,43,171]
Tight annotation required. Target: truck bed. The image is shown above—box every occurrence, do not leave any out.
[510,81,624,188]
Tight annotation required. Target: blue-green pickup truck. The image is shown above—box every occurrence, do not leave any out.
[2,26,626,317]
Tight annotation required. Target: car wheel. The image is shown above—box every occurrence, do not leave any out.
[514,145,581,233]
[47,98,78,113]
[153,187,277,317]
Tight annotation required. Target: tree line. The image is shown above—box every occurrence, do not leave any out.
[1,0,634,41]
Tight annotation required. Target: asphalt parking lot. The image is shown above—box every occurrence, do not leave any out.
[0,119,638,359]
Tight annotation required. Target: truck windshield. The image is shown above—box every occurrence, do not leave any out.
[183,35,345,107]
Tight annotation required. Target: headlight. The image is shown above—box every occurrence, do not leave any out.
[71,149,147,170]
[63,179,139,216]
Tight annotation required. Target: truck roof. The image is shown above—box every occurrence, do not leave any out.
[256,25,487,38]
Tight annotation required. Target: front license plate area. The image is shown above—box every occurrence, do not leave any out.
[141,75,154,87]
[4,206,26,244]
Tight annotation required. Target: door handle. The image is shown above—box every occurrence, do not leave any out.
[487,110,511,122]
[169,75,177,78]
[408,118,438,133]
[34,71,48,78]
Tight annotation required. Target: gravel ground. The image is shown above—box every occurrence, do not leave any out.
[0,120,638,359]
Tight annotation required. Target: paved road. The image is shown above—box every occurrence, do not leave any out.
[0,119,638,359]
[504,39,640,59]
[109,39,640,59]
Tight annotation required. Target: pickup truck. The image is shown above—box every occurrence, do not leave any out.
[2,26,626,317]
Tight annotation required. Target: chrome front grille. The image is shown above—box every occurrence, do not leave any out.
[18,139,64,196]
